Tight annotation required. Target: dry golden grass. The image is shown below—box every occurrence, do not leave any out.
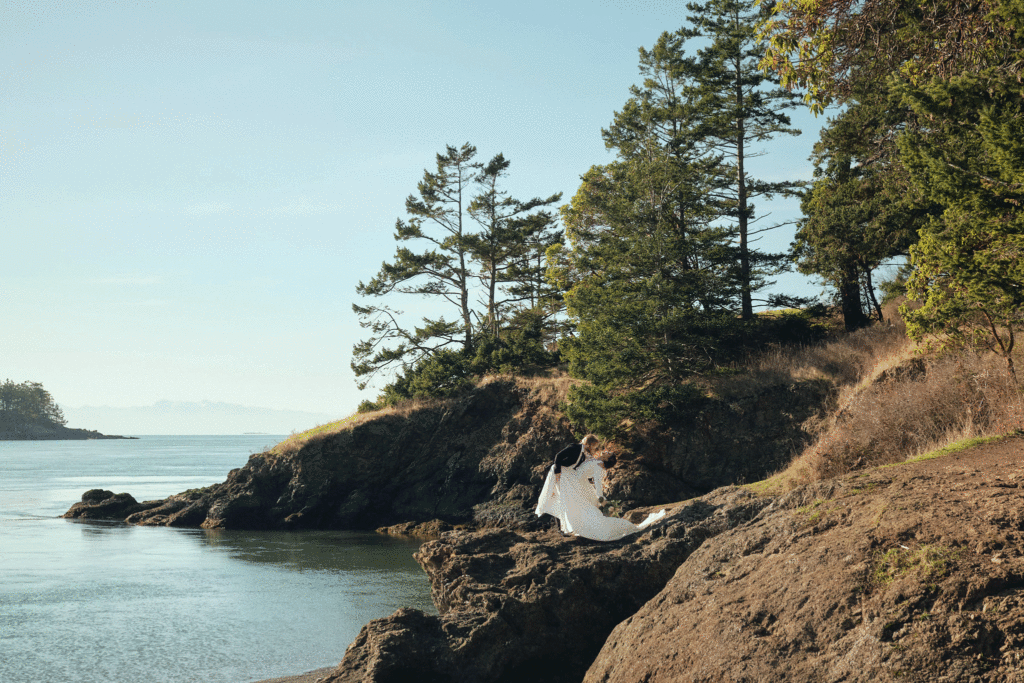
[705,320,911,400]
[270,395,446,457]
[267,369,581,458]
[744,299,1023,494]
[751,343,1023,493]
[804,350,1024,478]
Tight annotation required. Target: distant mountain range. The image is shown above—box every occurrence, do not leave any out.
[63,400,339,436]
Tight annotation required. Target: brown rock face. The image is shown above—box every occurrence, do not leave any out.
[62,489,163,520]
[615,379,832,500]
[62,378,821,532]
[323,488,772,683]
[585,438,1024,683]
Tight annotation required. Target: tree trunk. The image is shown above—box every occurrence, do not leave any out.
[735,51,752,320]
[864,266,884,322]
[840,264,868,331]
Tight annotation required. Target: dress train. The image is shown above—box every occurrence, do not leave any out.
[535,458,666,541]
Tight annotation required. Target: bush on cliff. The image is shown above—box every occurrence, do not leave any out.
[359,318,560,413]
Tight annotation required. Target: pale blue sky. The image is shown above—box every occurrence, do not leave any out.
[2,0,824,425]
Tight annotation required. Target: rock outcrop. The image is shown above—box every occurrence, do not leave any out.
[323,488,772,683]
[586,438,1024,682]
[61,489,164,520]
[319,437,1024,683]
[63,377,824,532]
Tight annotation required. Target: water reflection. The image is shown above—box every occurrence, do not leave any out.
[67,521,429,575]
[70,519,136,536]
[195,529,427,574]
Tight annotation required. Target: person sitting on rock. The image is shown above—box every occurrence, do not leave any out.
[535,436,665,541]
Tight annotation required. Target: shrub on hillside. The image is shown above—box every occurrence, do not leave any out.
[562,307,833,436]
[807,351,1024,478]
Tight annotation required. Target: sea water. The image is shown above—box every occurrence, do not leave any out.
[0,436,435,683]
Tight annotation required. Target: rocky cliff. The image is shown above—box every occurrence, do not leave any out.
[59,370,1024,681]
[326,436,1024,683]
[63,375,827,530]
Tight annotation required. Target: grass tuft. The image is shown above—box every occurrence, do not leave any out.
[870,544,961,588]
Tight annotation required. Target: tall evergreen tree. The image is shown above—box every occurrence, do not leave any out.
[681,0,804,318]
[558,33,740,432]
[560,158,721,433]
[351,143,480,389]
[466,153,561,338]
[794,81,927,330]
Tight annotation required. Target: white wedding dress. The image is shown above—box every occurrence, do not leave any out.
[535,458,666,541]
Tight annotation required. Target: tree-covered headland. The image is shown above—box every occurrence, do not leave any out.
[0,380,67,432]
[0,379,131,440]
[353,0,1024,434]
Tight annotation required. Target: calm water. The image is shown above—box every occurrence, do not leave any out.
[0,436,435,683]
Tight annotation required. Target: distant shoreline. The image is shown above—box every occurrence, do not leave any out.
[0,425,136,440]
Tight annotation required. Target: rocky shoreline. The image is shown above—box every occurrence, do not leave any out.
[59,377,1024,681]
[60,376,825,531]
[326,438,1024,682]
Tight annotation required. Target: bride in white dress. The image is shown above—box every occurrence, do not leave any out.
[535,438,666,541]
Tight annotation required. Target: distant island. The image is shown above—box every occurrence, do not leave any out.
[0,380,133,440]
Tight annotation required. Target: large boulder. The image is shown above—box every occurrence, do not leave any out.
[321,487,772,683]
[62,489,162,520]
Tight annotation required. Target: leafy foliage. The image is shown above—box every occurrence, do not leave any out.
[763,0,1024,380]
[898,70,1024,380]
[759,0,1022,110]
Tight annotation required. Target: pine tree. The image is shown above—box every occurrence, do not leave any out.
[558,31,740,432]
[681,0,804,318]
[351,143,480,389]
[559,159,720,433]
[795,82,927,330]
[465,153,561,338]
[352,145,565,394]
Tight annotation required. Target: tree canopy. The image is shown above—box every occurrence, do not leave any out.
[352,144,563,406]
[0,380,67,431]
[763,0,1024,382]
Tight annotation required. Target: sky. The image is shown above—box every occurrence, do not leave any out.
[2,0,827,431]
